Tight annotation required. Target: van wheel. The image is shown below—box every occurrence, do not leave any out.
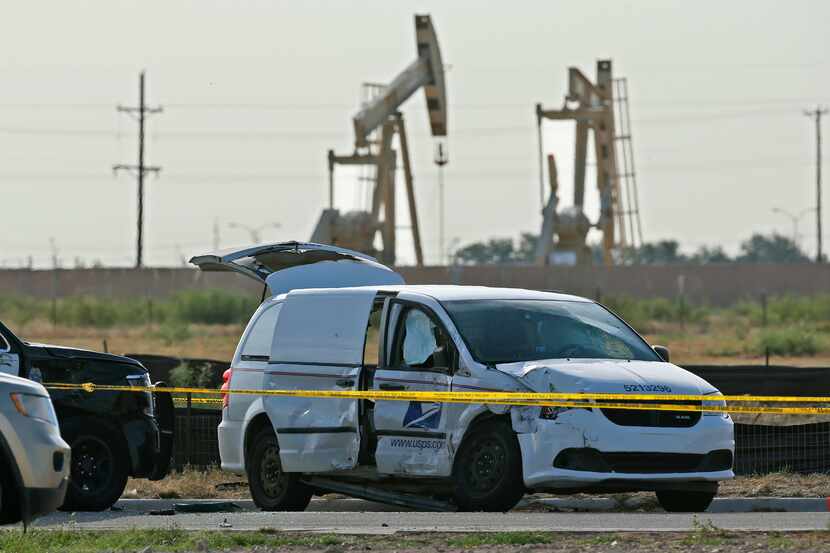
[60,424,129,512]
[656,486,717,513]
[452,419,525,512]
[247,427,312,511]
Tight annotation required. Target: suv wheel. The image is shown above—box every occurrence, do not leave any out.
[60,424,129,511]
[452,419,525,512]
[247,427,312,511]
[0,466,21,524]
[656,487,717,513]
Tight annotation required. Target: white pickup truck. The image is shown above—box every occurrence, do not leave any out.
[192,242,734,513]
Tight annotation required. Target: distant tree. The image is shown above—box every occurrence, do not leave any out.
[514,233,539,263]
[628,240,688,265]
[690,245,732,264]
[737,233,810,263]
[453,238,516,265]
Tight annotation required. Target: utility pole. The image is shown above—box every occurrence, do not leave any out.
[114,71,162,268]
[805,106,827,263]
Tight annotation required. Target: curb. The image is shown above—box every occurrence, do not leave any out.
[117,496,830,514]
[527,496,830,513]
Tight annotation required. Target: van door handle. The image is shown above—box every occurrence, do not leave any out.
[335,379,354,388]
[379,383,406,391]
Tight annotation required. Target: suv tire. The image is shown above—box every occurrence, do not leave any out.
[60,422,129,512]
[247,427,312,511]
[452,419,525,512]
[0,462,21,524]
[656,487,717,513]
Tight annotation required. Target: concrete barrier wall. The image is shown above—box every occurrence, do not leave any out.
[1,263,828,306]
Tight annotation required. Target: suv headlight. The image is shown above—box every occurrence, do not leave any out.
[127,373,155,417]
[702,391,728,418]
[10,393,58,425]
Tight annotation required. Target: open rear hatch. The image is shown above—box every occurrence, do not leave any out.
[189,241,404,297]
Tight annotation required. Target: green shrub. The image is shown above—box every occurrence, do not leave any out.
[603,296,709,331]
[0,289,258,328]
[169,360,223,389]
[153,321,193,345]
[733,294,830,325]
[755,327,820,356]
[168,290,258,325]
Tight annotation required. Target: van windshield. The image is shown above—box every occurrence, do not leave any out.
[443,299,660,365]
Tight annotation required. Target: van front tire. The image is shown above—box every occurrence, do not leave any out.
[247,427,312,511]
[656,486,717,513]
[452,419,525,512]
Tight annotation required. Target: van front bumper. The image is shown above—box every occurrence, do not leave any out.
[518,408,735,491]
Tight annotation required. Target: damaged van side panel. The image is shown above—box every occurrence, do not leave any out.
[265,289,377,473]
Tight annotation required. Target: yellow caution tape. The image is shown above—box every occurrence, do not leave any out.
[40,381,830,416]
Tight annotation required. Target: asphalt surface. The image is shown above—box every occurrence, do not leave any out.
[19,498,830,533]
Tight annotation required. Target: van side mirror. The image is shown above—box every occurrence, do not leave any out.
[653,345,670,362]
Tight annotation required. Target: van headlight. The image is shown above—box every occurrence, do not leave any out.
[702,391,728,418]
[10,393,58,426]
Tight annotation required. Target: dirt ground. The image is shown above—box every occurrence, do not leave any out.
[126,468,830,502]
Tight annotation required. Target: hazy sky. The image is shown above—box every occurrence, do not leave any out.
[1,0,828,267]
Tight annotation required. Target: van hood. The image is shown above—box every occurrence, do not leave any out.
[189,241,404,297]
[494,358,717,396]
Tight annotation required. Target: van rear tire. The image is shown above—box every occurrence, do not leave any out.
[452,419,525,512]
[247,427,312,511]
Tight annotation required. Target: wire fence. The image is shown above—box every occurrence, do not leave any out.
[173,406,221,470]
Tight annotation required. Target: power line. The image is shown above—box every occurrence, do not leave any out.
[113,71,162,268]
[0,112,807,142]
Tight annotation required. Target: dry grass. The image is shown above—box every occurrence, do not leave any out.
[124,467,248,500]
[719,472,830,498]
[14,321,242,361]
[12,320,830,367]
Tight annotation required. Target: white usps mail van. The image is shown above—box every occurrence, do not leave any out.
[191,242,733,513]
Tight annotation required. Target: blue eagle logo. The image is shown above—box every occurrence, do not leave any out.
[402,402,442,429]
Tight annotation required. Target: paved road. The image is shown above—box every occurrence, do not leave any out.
[22,499,830,533]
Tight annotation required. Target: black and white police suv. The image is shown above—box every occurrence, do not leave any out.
[192,242,734,513]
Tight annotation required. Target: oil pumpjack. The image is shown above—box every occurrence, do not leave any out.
[311,14,448,266]
[534,60,643,266]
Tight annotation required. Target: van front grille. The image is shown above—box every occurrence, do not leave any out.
[553,448,733,473]
[597,399,701,428]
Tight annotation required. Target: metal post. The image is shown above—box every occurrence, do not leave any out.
[434,142,449,265]
[535,104,545,209]
[805,107,827,262]
[186,392,192,467]
[395,114,424,267]
[137,72,145,268]
[327,149,335,209]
